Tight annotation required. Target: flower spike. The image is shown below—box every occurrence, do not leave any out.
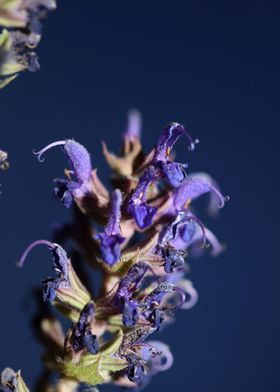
[14,112,228,389]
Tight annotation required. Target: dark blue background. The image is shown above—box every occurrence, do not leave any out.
[0,1,279,391]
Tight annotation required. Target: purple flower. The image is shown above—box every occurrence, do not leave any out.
[160,211,206,247]
[118,327,173,388]
[152,122,199,188]
[173,173,229,212]
[158,246,186,273]
[122,299,139,327]
[127,166,159,229]
[18,239,70,302]
[127,360,145,385]
[142,282,186,313]
[33,139,92,207]
[153,211,208,274]
[71,302,99,355]
[154,122,199,161]
[107,263,186,329]
[96,189,125,266]
[115,262,149,326]
[158,161,189,188]
[118,326,157,386]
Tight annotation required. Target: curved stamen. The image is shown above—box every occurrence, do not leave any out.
[33,140,66,162]
[147,341,174,372]
[211,186,230,208]
[169,122,199,152]
[17,239,56,267]
[181,284,198,310]
[205,227,225,256]
[184,214,207,248]
[171,286,186,309]
[183,129,200,152]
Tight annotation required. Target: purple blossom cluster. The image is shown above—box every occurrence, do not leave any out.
[0,0,56,88]
[3,112,228,392]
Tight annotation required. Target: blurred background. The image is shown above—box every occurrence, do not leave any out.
[0,1,279,391]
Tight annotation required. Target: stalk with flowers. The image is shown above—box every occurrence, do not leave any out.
[0,2,229,391]
[1,110,228,391]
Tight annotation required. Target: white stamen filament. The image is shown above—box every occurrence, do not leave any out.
[33,140,67,162]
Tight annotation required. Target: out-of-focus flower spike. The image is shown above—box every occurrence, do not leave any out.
[0,150,9,170]
[18,240,91,321]
[0,1,56,88]
[26,0,57,12]
[0,368,30,392]
[124,109,142,142]
[97,189,125,266]
[0,1,27,28]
